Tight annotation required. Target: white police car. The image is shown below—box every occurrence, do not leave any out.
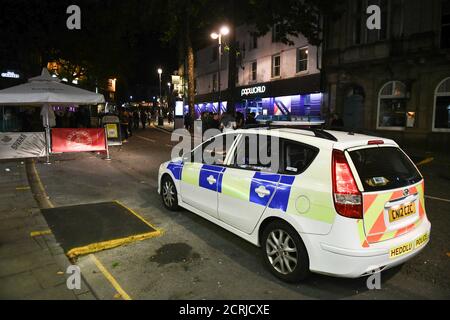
[158,126,431,282]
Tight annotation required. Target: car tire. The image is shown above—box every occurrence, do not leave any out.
[161,175,179,211]
[261,220,310,282]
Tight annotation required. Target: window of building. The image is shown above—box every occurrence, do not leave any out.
[212,73,217,92]
[251,34,258,50]
[272,24,281,43]
[271,54,281,78]
[442,0,450,49]
[296,47,308,73]
[250,61,257,81]
[433,78,450,131]
[377,81,407,129]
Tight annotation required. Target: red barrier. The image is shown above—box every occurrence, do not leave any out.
[51,128,106,153]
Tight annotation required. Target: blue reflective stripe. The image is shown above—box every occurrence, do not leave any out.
[199,165,226,192]
[280,175,295,185]
[217,173,224,193]
[249,179,278,207]
[202,164,226,173]
[167,162,183,180]
[269,175,296,212]
[253,172,280,183]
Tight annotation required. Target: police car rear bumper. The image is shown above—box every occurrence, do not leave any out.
[309,218,431,278]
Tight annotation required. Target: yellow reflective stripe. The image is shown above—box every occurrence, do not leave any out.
[221,171,252,201]
[181,163,201,186]
[364,192,391,232]
[357,219,367,247]
[379,229,396,242]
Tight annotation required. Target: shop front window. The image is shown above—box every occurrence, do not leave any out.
[433,77,450,131]
[377,81,407,129]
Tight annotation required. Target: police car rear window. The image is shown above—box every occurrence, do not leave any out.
[349,147,422,192]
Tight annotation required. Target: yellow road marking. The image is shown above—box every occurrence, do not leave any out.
[416,157,434,167]
[29,160,161,301]
[30,230,52,237]
[89,254,131,300]
[66,230,162,259]
[114,200,164,233]
[16,186,31,191]
[30,160,54,208]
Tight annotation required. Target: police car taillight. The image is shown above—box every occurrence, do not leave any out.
[332,149,362,219]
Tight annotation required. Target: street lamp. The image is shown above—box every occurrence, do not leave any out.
[157,68,163,106]
[210,25,229,115]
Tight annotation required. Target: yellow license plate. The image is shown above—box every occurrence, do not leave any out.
[389,233,429,259]
[388,202,416,223]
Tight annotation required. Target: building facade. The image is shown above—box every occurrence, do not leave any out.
[192,24,323,120]
[323,0,450,151]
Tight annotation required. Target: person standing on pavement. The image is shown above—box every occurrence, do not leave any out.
[235,112,244,129]
[140,109,148,129]
[125,110,133,137]
[184,111,192,131]
[133,110,140,130]
[119,110,129,142]
[220,111,237,133]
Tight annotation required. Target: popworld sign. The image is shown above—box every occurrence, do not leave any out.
[1,71,20,79]
[241,85,266,97]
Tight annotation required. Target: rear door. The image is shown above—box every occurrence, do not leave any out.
[347,146,425,244]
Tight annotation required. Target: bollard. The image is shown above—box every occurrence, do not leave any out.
[104,126,112,161]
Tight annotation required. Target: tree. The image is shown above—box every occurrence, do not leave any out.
[153,0,220,121]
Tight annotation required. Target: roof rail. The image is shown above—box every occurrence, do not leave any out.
[241,123,338,142]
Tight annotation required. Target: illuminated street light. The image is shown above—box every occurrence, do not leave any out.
[157,68,163,106]
[210,25,230,115]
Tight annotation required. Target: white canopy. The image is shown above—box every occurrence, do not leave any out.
[0,68,105,106]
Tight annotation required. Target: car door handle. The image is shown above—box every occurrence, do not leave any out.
[207,175,217,185]
[255,185,271,198]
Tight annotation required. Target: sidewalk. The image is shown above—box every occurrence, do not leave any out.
[154,119,175,132]
[0,160,95,300]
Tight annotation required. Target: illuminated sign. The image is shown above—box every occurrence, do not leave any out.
[1,71,20,79]
[241,85,266,97]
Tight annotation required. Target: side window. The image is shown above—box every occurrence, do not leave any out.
[280,139,319,175]
[187,134,237,165]
[232,134,278,172]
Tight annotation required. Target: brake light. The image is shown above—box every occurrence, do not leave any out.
[332,149,362,219]
[368,140,384,145]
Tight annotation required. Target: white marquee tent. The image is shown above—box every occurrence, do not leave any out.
[0,68,105,162]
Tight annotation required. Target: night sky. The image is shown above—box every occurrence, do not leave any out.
[0,0,178,101]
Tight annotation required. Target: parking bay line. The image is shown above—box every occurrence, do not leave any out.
[89,254,132,300]
[425,195,450,203]
[26,159,148,301]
